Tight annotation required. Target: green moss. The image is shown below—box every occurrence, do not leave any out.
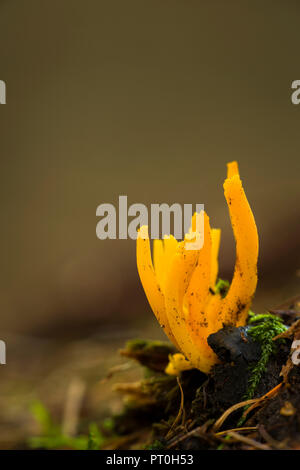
[244,313,287,399]
[144,439,165,450]
[237,313,287,426]
[29,400,106,450]
[215,278,230,298]
[87,423,104,450]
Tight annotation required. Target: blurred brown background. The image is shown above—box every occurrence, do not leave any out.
[0,0,299,446]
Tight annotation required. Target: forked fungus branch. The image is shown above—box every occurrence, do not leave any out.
[136,162,259,374]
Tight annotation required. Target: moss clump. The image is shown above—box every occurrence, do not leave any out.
[145,439,165,450]
[29,401,105,450]
[215,278,230,298]
[245,313,287,400]
[238,312,287,426]
[236,313,287,426]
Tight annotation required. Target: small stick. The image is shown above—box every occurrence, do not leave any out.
[241,383,283,420]
[165,377,185,439]
[257,424,289,450]
[215,426,257,437]
[225,431,270,450]
[213,399,258,432]
[100,362,133,384]
[273,319,300,341]
[62,377,86,437]
[166,420,213,449]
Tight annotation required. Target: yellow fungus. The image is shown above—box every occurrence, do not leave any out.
[210,228,221,289]
[136,226,178,347]
[165,353,193,376]
[136,162,259,374]
[222,168,259,326]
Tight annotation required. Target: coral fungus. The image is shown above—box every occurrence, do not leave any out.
[136,162,259,374]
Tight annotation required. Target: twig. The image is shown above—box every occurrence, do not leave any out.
[225,431,270,450]
[257,424,289,450]
[212,399,258,432]
[273,319,300,341]
[241,383,283,421]
[100,362,133,384]
[166,420,213,449]
[62,377,86,437]
[215,426,257,437]
[165,377,185,439]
